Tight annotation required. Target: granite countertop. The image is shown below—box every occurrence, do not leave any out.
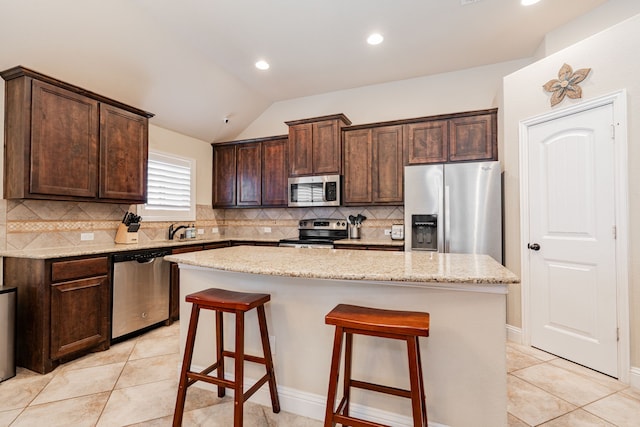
[0,236,278,259]
[165,245,519,285]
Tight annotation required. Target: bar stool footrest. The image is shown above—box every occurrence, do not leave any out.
[351,379,412,399]
[222,350,267,365]
[187,371,235,389]
[334,413,390,427]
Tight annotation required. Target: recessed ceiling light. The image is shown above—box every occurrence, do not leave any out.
[521,0,541,5]
[255,60,270,70]
[367,33,384,45]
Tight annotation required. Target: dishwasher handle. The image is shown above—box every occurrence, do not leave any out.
[112,249,171,263]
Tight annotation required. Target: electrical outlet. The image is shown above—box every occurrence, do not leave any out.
[212,227,219,234]
[80,232,94,241]
[269,335,276,355]
[263,227,272,233]
[197,228,204,235]
[384,229,392,236]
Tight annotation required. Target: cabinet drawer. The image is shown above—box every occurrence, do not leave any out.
[51,257,109,282]
[171,245,204,254]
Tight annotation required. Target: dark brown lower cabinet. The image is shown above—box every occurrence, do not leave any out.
[4,255,110,374]
[50,275,110,360]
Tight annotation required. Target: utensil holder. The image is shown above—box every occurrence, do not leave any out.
[115,223,139,244]
[349,224,361,239]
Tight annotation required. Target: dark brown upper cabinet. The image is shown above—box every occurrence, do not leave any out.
[236,142,262,207]
[1,66,153,203]
[99,104,149,201]
[286,114,351,176]
[404,109,497,165]
[343,125,403,206]
[212,144,237,207]
[212,135,288,208]
[404,120,449,165]
[261,137,288,206]
[448,113,496,162]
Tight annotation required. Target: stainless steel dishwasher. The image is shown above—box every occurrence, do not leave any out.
[112,249,171,340]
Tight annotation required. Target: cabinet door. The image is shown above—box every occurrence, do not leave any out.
[262,138,288,206]
[404,120,448,165]
[449,114,496,162]
[50,275,110,359]
[30,80,99,198]
[312,119,342,174]
[343,129,372,205]
[169,262,180,322]
[99,104,148,202]
[288,123,313,176]
[372,125,403,203]
[213,144,237,207]
[236,142,262,206]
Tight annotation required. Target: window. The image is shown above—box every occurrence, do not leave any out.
[138,151,196,221]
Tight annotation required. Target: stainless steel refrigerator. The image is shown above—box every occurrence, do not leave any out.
[404,161,502,263]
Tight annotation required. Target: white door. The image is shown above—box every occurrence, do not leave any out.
[527,103,618,377]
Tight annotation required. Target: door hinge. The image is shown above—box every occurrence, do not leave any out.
[611,124,615,140]
[617,327,620,342]
[612,225,617,239]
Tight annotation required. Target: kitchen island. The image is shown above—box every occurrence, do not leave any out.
[166,246,519,427]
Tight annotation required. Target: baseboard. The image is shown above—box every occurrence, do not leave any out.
[190,365,449,427]
[507,324,523,344]
[629,367,640,390]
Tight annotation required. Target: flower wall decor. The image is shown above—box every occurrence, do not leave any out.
[543,63,591,107]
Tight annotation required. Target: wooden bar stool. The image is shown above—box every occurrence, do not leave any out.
[173,288,280,427]
[324,304,430,427]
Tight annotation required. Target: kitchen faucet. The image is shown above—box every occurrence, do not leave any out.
[168,224,188,240]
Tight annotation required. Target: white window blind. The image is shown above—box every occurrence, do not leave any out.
[138,151,196,221]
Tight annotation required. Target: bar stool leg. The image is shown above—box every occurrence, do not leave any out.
[415,337,428,425]
[234,310,245,427]
[173,304,201,427]
[407,336,427,427]
[342,332,353,419]
[216,310,225,398]
[257,305,281,412]
[324,326,344,427]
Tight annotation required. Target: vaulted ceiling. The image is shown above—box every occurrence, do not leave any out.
[0,0,609,142]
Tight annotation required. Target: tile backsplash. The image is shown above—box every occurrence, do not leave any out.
[2,200,403,251]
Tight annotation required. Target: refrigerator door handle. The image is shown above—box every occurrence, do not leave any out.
[444,185,451,253]
[438,185,445,253]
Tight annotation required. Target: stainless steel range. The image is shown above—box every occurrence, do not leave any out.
[279,218,348,248]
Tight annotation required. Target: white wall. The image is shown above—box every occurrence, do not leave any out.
[503,13,640,366]
[539,0,640,57]
[148,125,212,205]
[236,59,530,140]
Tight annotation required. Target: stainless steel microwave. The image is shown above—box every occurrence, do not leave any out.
[288,174,341,207]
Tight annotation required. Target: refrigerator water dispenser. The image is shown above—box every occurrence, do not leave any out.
[411,214,437,251]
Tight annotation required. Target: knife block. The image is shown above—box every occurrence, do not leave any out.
[115,223,139,244]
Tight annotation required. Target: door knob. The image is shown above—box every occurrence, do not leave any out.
[527,243,541,251]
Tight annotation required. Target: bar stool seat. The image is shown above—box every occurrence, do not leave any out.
[173,288,280,427]
[324,304,430,427]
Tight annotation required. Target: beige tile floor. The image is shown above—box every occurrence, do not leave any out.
[0,322,639,426]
